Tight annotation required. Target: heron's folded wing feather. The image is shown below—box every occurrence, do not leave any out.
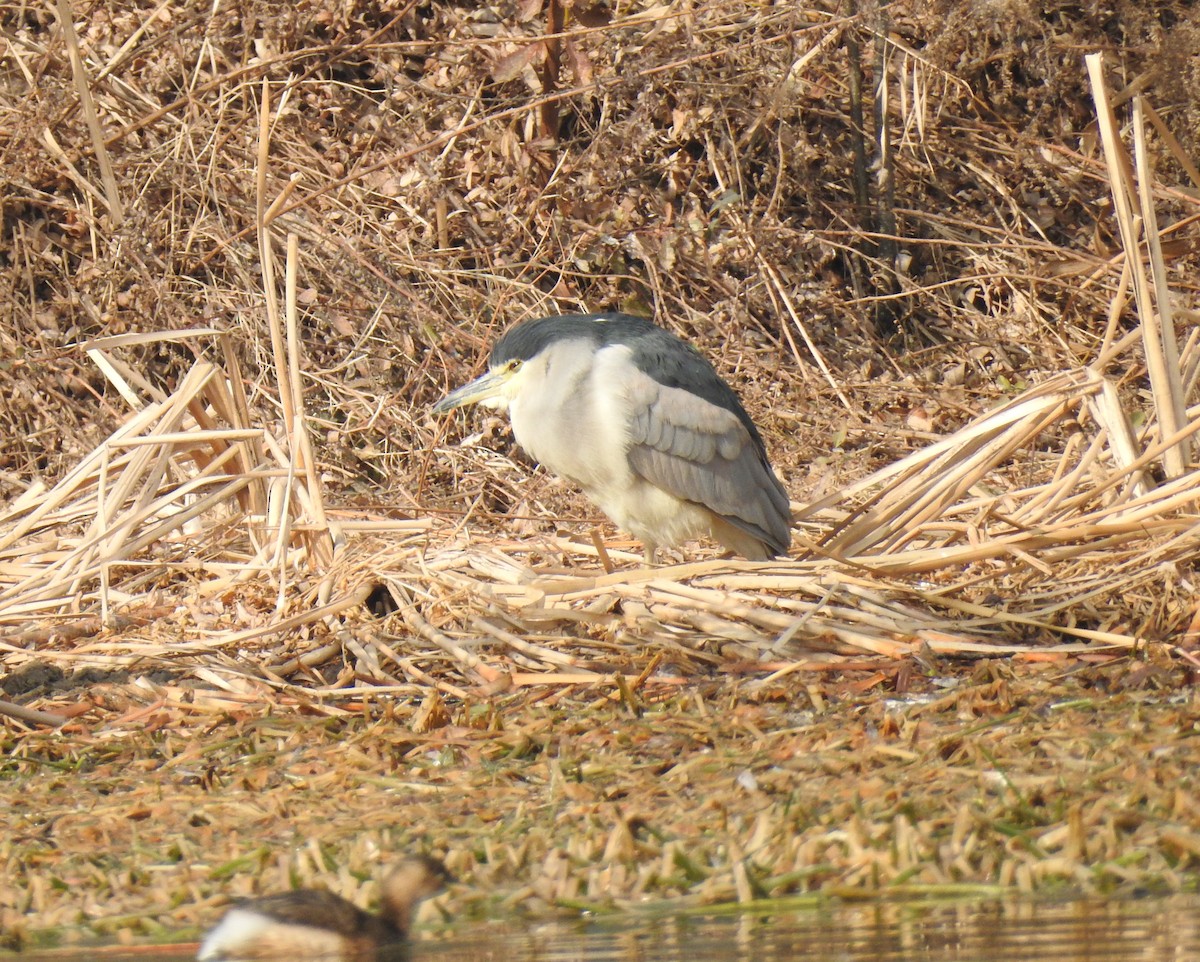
[625,377,790,552]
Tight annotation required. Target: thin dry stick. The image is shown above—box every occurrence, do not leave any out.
[55,0,123,223]
[1141,101,1200,190]
[0,698,69,728]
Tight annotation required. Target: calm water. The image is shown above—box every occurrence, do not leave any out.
[18,896,1200,961]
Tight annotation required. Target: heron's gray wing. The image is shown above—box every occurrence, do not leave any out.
[625,372,791,555]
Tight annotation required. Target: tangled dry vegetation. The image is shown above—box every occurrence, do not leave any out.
[3,0,1200,951]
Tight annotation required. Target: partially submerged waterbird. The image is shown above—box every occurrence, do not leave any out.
[434,313,791,562]
[197,856,452,961]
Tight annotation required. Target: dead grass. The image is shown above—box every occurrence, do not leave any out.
[2,0,1200,950]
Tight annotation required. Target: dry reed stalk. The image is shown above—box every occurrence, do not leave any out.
[1088,56,1187,480]
[1132,97,1189,471]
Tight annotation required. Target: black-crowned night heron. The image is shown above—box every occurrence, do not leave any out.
[434,313,791,562]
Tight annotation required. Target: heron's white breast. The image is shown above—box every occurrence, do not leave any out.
[507,342,636,496]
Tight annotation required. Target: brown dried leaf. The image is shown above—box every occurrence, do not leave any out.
[564,37,594,87]
[516,0,544,22]
[491,41,547,83]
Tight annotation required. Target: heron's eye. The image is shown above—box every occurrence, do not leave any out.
[508,359,523,373]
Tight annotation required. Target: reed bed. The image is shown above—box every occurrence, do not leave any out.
[2,0,1200,949]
